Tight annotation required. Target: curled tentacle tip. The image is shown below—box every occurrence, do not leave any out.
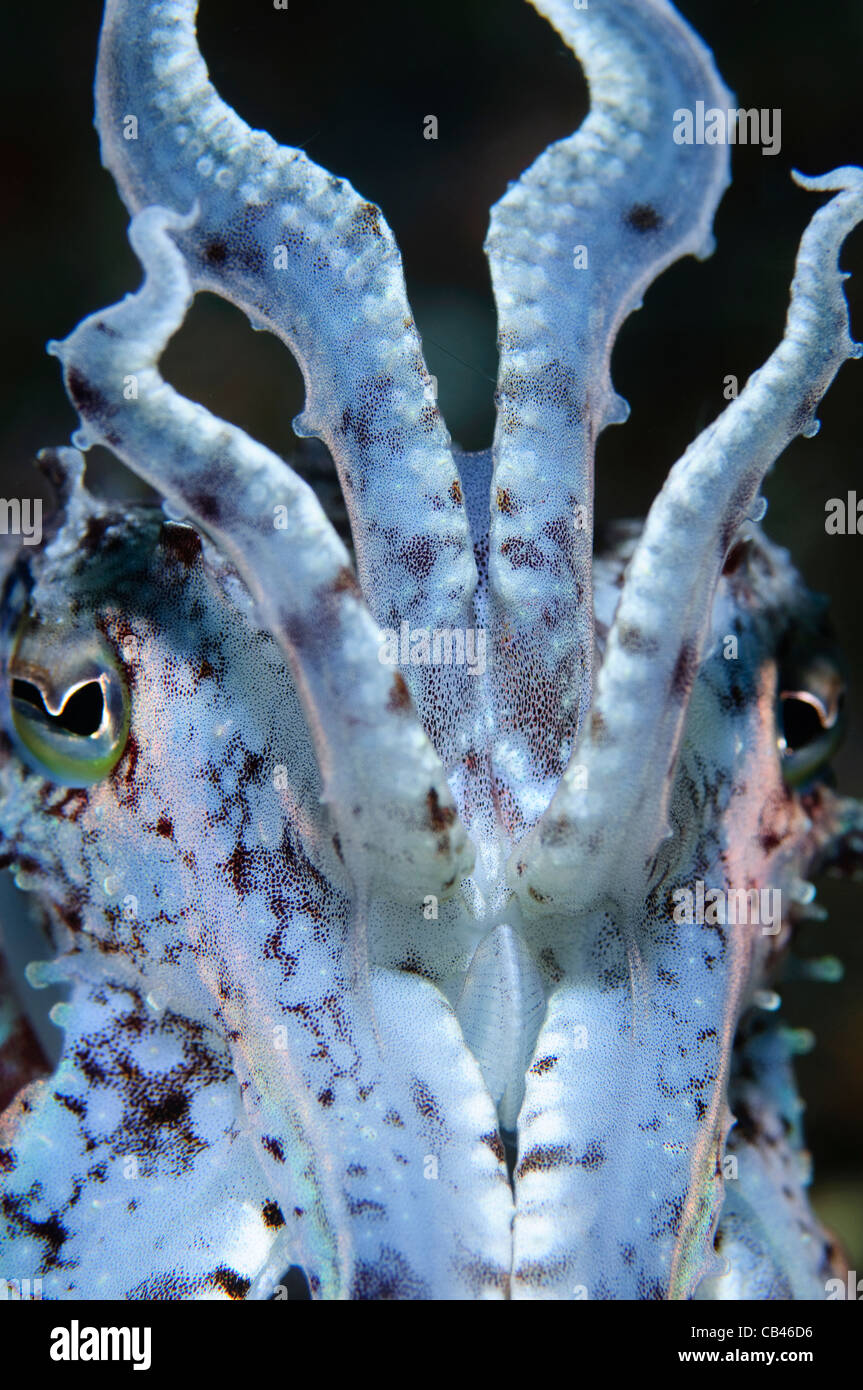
[793,166,863,194]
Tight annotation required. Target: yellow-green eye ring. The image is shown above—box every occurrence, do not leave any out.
[9,633,130,787]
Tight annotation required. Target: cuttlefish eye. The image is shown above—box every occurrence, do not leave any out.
[778,653,846,787]
[8,628,129,787]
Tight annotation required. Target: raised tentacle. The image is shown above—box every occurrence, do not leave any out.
[515,169,863,912]
[95,0,478,762]
[484,0,732,823]
[49,206,473,906]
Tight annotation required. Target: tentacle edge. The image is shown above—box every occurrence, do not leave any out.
[49,204,474,906]
[95,0,479,757]
[484,0,733,819]
[515,167,863,913]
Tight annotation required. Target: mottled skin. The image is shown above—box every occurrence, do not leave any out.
[1,0,863,1299]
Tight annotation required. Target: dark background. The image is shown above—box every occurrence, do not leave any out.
[1,0,861,1263]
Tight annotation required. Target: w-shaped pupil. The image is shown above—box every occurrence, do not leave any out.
[781,696,826,752]
[12,679,105,738]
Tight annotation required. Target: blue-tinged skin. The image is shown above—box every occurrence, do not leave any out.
[1,0,862,1299]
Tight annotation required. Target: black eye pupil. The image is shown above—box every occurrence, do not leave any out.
[781,696,824,753]
[12,678,105,738]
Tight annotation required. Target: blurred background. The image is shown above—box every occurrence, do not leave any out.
[0,0,861,1266]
